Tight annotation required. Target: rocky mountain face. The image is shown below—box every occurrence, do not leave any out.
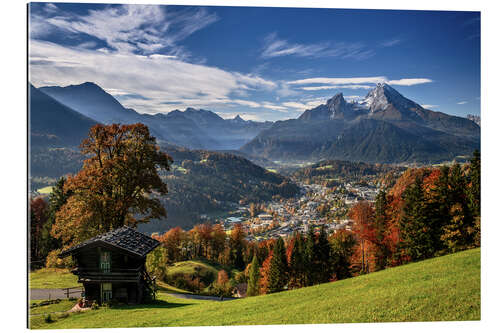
[38,82,272,150]
[241,83,480,164]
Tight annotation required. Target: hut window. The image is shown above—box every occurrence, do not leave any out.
[101,283,112,302]
[100,251,111,273]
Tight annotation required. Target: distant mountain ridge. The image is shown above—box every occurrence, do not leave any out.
[29,84,97,147]
[241,83,480,164]
[38,82,273,150]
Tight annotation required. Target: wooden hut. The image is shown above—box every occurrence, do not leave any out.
[59,226,159,305]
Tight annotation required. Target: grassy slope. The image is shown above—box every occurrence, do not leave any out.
[29,268,80,289]
[31,248,480,329]
[167,259,240,279]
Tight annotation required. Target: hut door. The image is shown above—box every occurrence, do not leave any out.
[101,283,112,303]
[100,251,111,273]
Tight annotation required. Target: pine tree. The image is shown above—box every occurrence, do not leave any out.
[304,228,316,286]
[330,230,356,280]
[289,233,306,288]
[468,150,480,217]
[315,226,333,283]
[247,255,260,296]
[267,237,288,293]
[467,150,481,247]
[441,164,475,251]
[399,177,434,261]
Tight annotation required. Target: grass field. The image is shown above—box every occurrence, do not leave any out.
[156,281,192,294]
[166,259,240,280]
[29,268,80,289]
[30,248,480,329]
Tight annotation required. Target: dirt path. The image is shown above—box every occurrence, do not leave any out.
[30,288,81,300]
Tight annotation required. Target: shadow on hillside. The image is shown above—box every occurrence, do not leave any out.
[117,299,193,310]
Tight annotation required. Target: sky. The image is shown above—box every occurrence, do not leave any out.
[28,2,480,121]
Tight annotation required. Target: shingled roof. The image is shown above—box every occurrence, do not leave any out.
[59,226,160,258]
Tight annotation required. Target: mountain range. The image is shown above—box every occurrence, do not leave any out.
[38,82,272,150]
[29,83,97,147]
[30,81,480,165]
[241,83,480,164]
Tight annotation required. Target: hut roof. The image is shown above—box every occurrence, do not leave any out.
[59,226,160,258]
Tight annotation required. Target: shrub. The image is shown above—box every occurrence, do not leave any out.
[235,271,247,284]
[91,301,99,310]
[45,249,74,268]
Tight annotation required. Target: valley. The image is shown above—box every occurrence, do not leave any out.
[29,81,479,235]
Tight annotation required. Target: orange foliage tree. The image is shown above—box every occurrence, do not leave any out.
[52,123,173,247]
[349,201,375,273]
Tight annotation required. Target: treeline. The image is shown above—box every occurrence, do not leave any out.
[146,222,357,296]
[348,150,480,273]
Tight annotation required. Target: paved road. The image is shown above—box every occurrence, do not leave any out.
[167,293,236,302]
[29,289,234,302]
[30,288,82,300]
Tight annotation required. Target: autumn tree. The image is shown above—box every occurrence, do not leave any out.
[259,253,273,294]
[247,255,260,296]
[52,123,173,247]
[350,201,375,273]
[229,223,246,270]
[146,245,168,281]
[30,197,49,265]
[372,190,391,270]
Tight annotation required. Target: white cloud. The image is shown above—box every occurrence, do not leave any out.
[31,4,218,57]
[288,77,387,85]
[231,99,261,108]
[386,78,433,86]
[422,104,438,109]
[29,40,277,115]
[261,102,289,112]
[281,97,328,110]
[261,33,375,60]
[380,38,402,47]
[287,77,433,92]
[44,3,58,14]
[457,101,468,105]
[301,84,373,91]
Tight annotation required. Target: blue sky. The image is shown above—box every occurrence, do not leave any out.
[29,3,480,121]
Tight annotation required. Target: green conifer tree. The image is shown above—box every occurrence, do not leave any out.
[304,228,316,286]
[289,232,305,288]
[316,226,333,283]
[247,255,260,296]
[399,177,434,261]
[267,237,288,293]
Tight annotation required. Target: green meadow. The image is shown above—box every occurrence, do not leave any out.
[30,248,480,329]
